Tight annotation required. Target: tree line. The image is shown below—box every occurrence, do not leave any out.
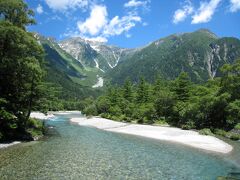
[82,60,240,140]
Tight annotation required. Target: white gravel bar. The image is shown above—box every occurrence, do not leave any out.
[70,117,233,154]
[30,112,55,120]
[0,141,21,149]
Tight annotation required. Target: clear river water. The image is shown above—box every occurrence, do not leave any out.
[0,112,240,180]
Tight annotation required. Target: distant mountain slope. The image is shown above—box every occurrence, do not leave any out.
[34,34,100,100]
[59,37,136,72]
[210,37,240,77]
[35,29,240,89]
[108,29,240,84]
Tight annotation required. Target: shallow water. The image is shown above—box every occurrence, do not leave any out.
[0,113,240,180]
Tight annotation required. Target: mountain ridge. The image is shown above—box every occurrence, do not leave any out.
[35,29,240,87]
[107,29,240,84]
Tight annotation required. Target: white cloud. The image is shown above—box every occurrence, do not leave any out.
[124,0,147,8]
[61,28,108,42]
[126,34,132,38]
[44,0,89,11]
[173,1,193,24]
[142,22,148,26]
[73,4,142,42]
[124,0,151,13]
[191,0,221,24]
[84,36,108,43]
[229,0,240,12]
[36,4,43,14]
[77,5,108,36]
[103,15,141,36]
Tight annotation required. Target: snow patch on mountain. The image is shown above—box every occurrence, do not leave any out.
[90,45,101,52]
[94,59,105,72]
[107,61,114,68]
[112,49,123,67]
[92,75,104,88]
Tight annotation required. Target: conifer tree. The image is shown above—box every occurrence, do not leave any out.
[173,72,191,102]
[123,78,133,102]
[136,77,149,103]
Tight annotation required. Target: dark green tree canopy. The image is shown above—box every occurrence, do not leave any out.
[0,20,44,120]
[0,0,35,29]
[122,78,133,102]
[0,0,46,141]
[173,72,191,102]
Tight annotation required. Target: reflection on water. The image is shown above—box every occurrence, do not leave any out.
[0,112,240,180]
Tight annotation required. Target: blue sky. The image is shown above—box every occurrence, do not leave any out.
[26,0,240,48]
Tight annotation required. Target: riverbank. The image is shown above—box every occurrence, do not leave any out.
[70,117,233,154]
[30,112,55,120]
[0,141,21,149]
[30,111,82,119]
[0,112,51,149]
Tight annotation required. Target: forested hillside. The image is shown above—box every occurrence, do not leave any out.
[108,29,240,84]
[43,29,240,87]
[83,60,240,140]
[37,35,102,109]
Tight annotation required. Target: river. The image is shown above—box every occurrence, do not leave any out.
[0,112,240,179]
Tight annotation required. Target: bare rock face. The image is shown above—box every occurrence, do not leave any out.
[59,37,135,72]
[35,29,240,86]
[108,29,240,84]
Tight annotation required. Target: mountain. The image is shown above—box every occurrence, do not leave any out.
[35,29,240,90]
[59,37,136,73]
[108,29,240,84]
[34,34,100,100]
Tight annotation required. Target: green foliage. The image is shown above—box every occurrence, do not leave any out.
[0,109,17,131]
[96,96,111,113]
[109,105,122,117]
[0,0,48,141]
[109,29,240,84]
[154,90,174,118]
[214,129,227,137]
[0,21,45,121]
[173,72,191,102]
[83,104,98,116]
[228,133,240,140]
[154,119,168,126]
[234,123,240,130]
[199,129,214,136]
[26,118,45,138]
[42,42,101,103]
[226,100,240,126]
[82,60,240,141]
[136,77,150,104]
[122,78,133,102]
[132,103,156,124]
[0,0,35,29]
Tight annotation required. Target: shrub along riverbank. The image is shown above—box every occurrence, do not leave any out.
[0,116,45,142]
[82,60,240,140]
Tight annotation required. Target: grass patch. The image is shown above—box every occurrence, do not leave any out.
[26,118,45,139]
[227,132,240,140]
[199,128,215,136]
[214,129,227,137]
[154,119,168,126]
[234,123,240,130]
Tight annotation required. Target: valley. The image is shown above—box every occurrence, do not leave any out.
[36,29,240,90]
[1,0,240,179]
